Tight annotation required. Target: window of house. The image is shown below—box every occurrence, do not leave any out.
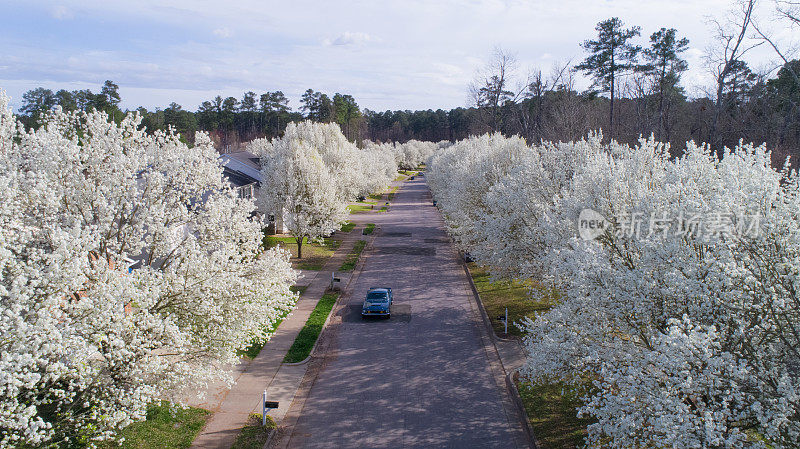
[238,184,253,199]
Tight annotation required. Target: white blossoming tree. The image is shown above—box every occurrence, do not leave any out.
[257,121,398,257]
[258,122,350,258]
[427,132,800,448]
[0,95,297,446]
[392,139,438,170]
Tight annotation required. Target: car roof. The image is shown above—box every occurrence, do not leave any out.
[368,288,389,293]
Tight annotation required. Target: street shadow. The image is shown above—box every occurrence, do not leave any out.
[340,304,412,323]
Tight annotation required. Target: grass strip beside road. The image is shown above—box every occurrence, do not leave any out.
[283,292,339,363]
[339,240,367,271]
[517,381,593,449]
[340,221,356,232]
[98,402,209,449]
[467,263,555,338]
[363,223,375,235]
[466,262,588,448]
[231,414,277,449]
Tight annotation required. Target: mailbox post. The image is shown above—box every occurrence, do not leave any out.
[330,272,341,290]
[262,390,279,427]
[497,308,508,334]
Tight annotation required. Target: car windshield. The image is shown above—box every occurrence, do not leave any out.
[366,292,388,302]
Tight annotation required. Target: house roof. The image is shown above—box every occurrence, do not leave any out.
[223,167,258,188]
[220,151,261,183]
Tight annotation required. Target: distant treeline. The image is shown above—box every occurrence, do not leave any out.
[13,15,800,166]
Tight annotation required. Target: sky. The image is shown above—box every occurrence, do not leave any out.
[0,0,792,113]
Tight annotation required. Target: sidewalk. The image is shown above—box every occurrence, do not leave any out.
[190,223,370,449]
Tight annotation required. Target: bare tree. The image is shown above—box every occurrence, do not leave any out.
[469,47,525,133]
[777,0,800,22]
[706,0,762,152]
[543,70,594,142]
[514,61,572,142]
[752,1,800,90]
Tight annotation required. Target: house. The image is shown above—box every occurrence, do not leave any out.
[219,151,285,234]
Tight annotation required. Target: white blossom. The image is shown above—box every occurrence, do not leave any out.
[0,94,297,446]
[428,132,799,448]
[257,121,397,256]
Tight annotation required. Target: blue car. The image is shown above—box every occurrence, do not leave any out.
[361,287,393,318]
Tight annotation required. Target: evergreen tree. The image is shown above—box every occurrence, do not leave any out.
[575,17,641,139]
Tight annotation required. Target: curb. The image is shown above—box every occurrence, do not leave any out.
[270,225,378,449]
[282,262,357,366]
[460,258,515,343]
[262,427,276,449]
[282,227,371,366]
[506,370,538,449]
[458,244,539,448]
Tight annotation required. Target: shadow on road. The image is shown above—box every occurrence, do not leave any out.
[340,304,412,323]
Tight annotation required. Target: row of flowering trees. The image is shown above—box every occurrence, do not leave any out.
[427,133,800,448]
[248,121,397,257]
[0,95,298,447]
[365,139,446,170]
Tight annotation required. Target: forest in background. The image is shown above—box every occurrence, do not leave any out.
[13,1,800,166]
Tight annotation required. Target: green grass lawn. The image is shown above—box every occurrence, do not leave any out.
[378,206,388,213]
[467,263,556,338]
[290,285,308,295]
[393,174,406,181]
[368,193,383,200]
[517,381,592,449]
[231,414,276,449]
[340,221,356,232]
[339,240,367,271]
[347,204,373,213]
[98,402,209,449]
[283,292,339,363]
[467,263,587,448]
[263,235,341,270]
[362,223,376,235]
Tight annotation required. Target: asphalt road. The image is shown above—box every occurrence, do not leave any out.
[284,177,529,448]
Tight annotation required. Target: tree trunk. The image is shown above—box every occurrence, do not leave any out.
[609,49,615,141]
[610,73,615,140]
[710,72,725,155]
[658,65,666,141]
[296,236,304,259]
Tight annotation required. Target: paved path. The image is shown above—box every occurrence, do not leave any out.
[279,177,529,449]
[189,228,368,448]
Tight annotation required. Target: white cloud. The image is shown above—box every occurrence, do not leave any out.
[2,0,793,112]
[324,31,377,47]
[50,5,73,20]
[213,27,232,38]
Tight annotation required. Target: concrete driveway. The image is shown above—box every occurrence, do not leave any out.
[283,177,529,448]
